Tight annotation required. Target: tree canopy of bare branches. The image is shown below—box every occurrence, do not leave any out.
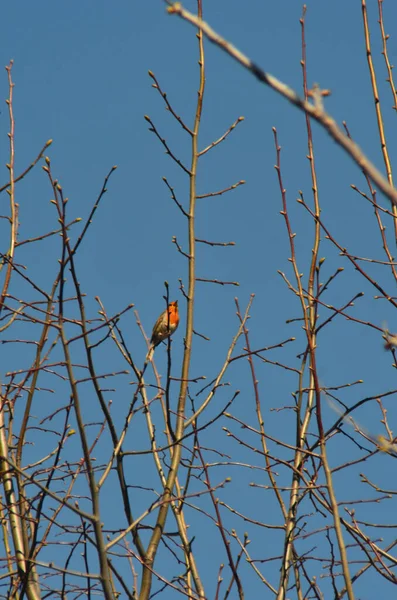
[1,1,397,599]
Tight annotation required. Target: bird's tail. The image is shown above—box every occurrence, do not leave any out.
[145,344,154,363]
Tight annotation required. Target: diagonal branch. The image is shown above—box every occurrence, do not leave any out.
[167,2,397,207]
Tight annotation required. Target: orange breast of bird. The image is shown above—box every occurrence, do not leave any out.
[167,301,180,330]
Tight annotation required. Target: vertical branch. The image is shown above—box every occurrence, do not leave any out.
[235,298,288,521]
[299,11,354,599]
[278,14,323,596]
[164,284,177,442]
[0,496,16,590]
[139,1,205,598]
[361,0,397,240]
[378,0,397,111]
[14,297,54,600]
[132,304,205,597]
[178,0,205,432]
[236,298,304,599]
[195,440,244,599]
[345,128,397,282]
[273,58,353,595]
[15,292,55,468]
[0,405,33,598]
[46,175,115,600]
[0,61,42,600]
[300,11,353,599]
[301,6,321,338]
[273,126,313,600]
[0,61,18,313]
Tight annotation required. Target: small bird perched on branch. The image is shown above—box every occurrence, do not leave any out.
[146,300,180,362]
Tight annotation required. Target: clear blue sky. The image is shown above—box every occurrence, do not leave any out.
[2,1,397,598]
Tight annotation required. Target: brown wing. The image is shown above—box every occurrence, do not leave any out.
[150,310,167,346]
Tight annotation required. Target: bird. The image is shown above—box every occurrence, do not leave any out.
[146,300,180,362]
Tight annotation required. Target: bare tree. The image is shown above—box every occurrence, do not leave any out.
[1,1,397,598]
